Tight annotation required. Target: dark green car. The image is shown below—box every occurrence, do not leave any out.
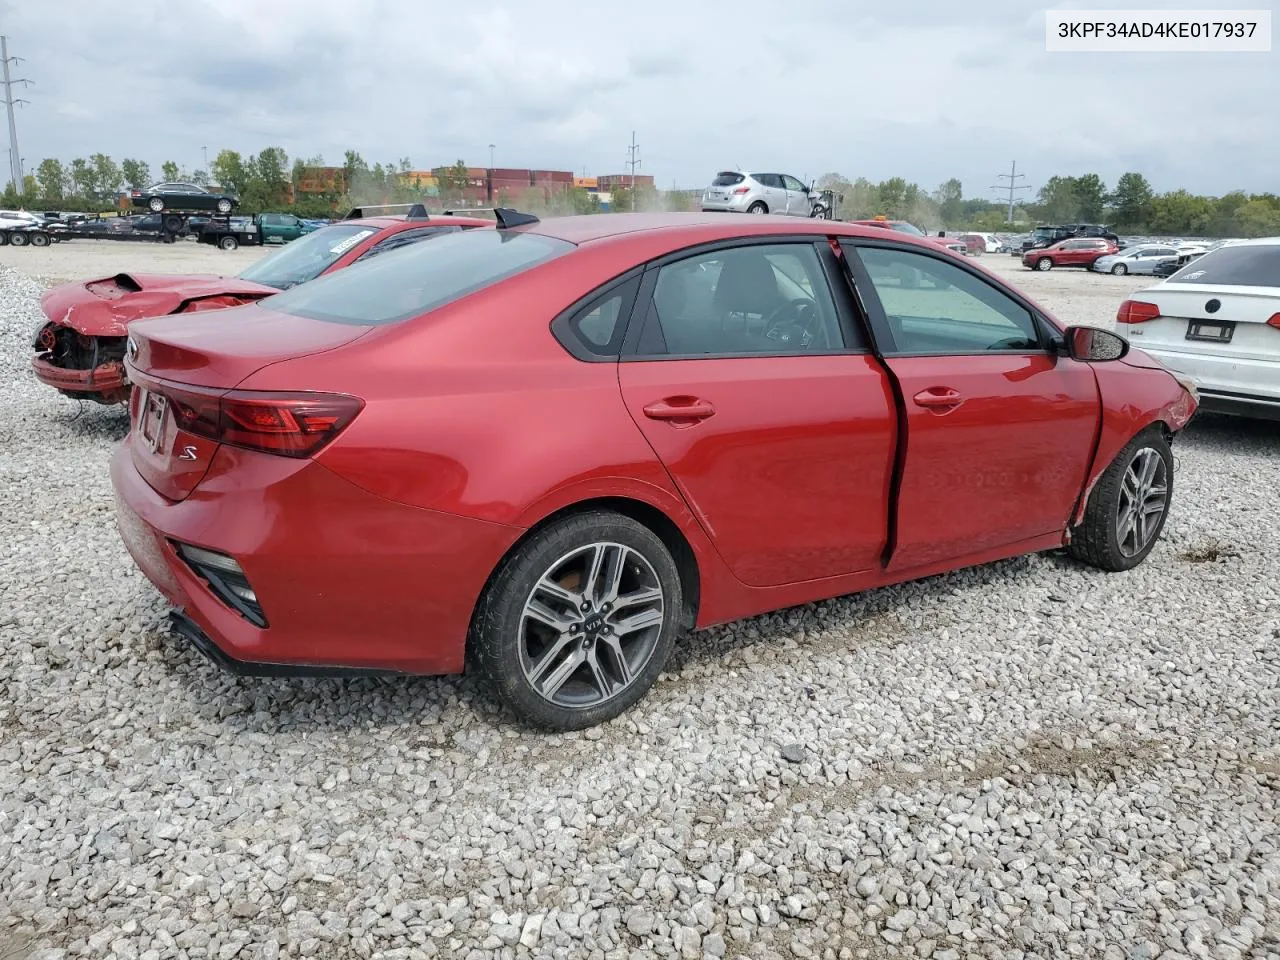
[257,213,315,243]
[130,182,239,214]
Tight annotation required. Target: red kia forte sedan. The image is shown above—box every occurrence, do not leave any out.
[110,212,1198,730]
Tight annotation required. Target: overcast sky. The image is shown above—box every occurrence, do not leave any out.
[1,0,1276,198]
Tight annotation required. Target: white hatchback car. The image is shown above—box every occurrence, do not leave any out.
[1117,238,1280,419]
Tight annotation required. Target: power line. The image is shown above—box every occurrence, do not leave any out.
[990,160,1031,223]
[1,36,31,192]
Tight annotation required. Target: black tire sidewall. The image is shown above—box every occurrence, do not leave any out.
[220,236,238,250]
[748,202,767,214]
[474,511,683,730]
[1093,430,1174,571]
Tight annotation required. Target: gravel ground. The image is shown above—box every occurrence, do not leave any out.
[1,245,1278,960]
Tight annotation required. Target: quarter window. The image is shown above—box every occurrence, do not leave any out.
[637,244,845,356]
[853,246,1042,354]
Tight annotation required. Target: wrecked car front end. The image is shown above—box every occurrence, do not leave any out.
[31,273,277,405]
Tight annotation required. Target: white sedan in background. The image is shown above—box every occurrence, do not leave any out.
[1093,243,1180,275]
[1116,238,1280,419]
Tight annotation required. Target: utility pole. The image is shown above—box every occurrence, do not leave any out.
[2,36,32,192]
[991,160,1031,224]
[488,143,495,169]
[626,130,640,192]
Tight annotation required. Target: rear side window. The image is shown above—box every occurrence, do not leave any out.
[712,172,744,186]
[552,275,641,360]
[1170,245,1280,286]
[268,230,573,325]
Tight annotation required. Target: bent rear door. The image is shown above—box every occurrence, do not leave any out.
[617,237,897,587]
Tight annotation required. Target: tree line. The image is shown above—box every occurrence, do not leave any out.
[816,171,1280,237]
[7,147,1280,237]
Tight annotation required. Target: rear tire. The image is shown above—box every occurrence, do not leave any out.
[148,197,165,213]
[1068,427,1173,572]
[1036,257,1053,271]
[471,510,683,731]
[1112,263,1127,276]
[218,235,239,251]
[747,202,767,215]
[163,214,184,235]
[30,231,50,247]
[216,198,233,214]
[9,231,28,247]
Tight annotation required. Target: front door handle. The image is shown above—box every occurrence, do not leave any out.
[912,387,964,410]
[642,397,716,422]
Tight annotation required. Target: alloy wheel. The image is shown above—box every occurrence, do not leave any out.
[1116,448,1168,558]
[518,542,664,708]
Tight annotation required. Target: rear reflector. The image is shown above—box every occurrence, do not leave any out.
[1268,313,1280,330]
[175,542,267,626]
[1116,300,1160,324]
[146,380,363,458]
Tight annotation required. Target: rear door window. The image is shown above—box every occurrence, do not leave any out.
[268,229,572,325]
[1170,245,1280,286]
[635,243,846,356]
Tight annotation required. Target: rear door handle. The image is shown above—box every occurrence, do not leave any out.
[642,397,716,422]
[912,387,964,410]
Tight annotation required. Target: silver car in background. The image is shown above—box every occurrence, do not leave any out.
[701,171,817,216]
[1092,243,1180,275]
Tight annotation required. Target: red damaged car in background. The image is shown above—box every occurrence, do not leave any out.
[30,208,491,404]
[111,212,1198,731]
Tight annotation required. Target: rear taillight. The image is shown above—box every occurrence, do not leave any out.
[1116,300,1160,324]
[146,381,363,458]
[1268,313,1280,330]
[732,186,750,195]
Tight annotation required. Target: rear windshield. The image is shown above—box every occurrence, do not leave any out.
[889,222,925,237]
[267,229,573,325]
[712,172,745,186]
[1169,244,1280,287]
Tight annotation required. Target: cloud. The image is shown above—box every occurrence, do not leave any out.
[4,0,1277,196]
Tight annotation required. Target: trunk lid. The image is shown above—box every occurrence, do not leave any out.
[1125,284,1280,361]
[126,304,372,501]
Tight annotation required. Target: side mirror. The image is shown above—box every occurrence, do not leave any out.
[1063,325,1129,362]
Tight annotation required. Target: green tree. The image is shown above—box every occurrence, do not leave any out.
[1073,174,1106,221]
[1148,189,1214,235]
[90,153,122,196]
[435,159,469,207]
[934,178,964,226]
[210,150,249,195]
[120,158,151,190]
[36,158,66,200]
[1233,198,1280,237]
[161,160,181,182]
[69,158,95,197]
[1107,172,1153,229]
[1038,176,1080,221]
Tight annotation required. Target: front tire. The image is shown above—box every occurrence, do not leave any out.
[30,231,50,247]
[218,235,239,251]
[9,231,28,247]
[747,201,768,214]
[472,510,683,730]
[1069,427,1173,572]
[1036,257,1053,271]
[1112,263,1127,276]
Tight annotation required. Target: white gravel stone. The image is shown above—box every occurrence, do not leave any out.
[1,253,1278,958]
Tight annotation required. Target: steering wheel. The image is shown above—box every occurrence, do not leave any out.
[763,298,821,349]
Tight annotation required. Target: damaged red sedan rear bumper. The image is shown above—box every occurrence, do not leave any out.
[31,354,130,404]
